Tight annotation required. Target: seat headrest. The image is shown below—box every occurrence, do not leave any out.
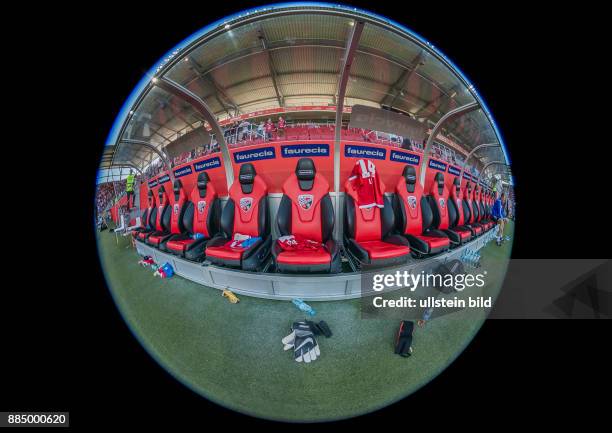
[453,177,461,195]
[434,172,444,194]
[197,172,209,197]
[402,165,417,193]
[238,163,256,194]
[402,165,417,184]
[197,172,210,189]
[296,158,316,191]
[173,179,183,200]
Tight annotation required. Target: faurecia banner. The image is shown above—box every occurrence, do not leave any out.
[281,143,329,158]
[463,172,474,182]
[344,144,386,160]
[194,156,222,172]
[173,165,193,178]
[428,159,447,172]
[158,174,171,184]
[448,165,461,176]
[147,179,158,188]
[233,147,276,163]
[390,149,420,165]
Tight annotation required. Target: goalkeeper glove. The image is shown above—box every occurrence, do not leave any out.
[281,321,320,363]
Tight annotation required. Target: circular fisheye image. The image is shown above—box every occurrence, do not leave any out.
[96,3,514,422]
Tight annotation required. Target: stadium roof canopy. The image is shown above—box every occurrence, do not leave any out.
[99,2,510,185]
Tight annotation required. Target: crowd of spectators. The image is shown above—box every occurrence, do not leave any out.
[219,118,465,165]
[96,181,125,215]
[155,118,467,169]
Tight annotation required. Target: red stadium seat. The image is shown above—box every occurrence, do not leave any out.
[133,189,157,241]
[473,184,490,232]
[164,172,221,261]
[273,158,340,273]
[145,186,171,246]
[147,181,188,248]
[393,165,450,256]
[462,182,483,236]
[344,161,411,267]
[479,188,494,231]
[427,173,470,246]
[205,163,272,271]
[448,177,476,239]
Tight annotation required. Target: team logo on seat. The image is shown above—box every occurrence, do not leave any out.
[298,194,314,210]
[239,197,253,212]
[407,196,417,209]
[197,200,207,214]
[439,198,445,209]
[173,204,179,215]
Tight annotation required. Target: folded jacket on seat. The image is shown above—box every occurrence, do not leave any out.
[277,234,323,251]
[224,233,261,250]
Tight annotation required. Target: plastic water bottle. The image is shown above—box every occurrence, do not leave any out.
[292,298,316,316]
[464,250,472,268]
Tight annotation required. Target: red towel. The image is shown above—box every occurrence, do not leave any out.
[347,159,384,208]
[277,235,323,251]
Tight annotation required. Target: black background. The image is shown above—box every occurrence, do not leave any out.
[4,1,609,428]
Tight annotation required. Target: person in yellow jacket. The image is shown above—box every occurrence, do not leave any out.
[125,170,135,209]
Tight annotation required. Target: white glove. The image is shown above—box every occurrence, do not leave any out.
[281,321,320,363]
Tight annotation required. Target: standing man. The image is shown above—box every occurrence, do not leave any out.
[265,118,275,141]
[125,170,135,210]
[492,191,507,246]
[277,116,286,138]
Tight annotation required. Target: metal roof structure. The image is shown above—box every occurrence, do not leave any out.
[98,2,510,185]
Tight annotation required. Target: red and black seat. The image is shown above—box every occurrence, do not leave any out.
[164,172,220,261]
[133,189,157,242]
[205,163,272,271]
[393,165,450,256]
[344,163,411,268]
[476,187,491,231]
[487,190,496,228]
[147,181,188,248]
[144,186,171,246]
[462,182,483,236]
[473,185,490,232]
[448,177,476,239]
[480,189,494,230]
[428,172,471,246]
[273,158,340,273]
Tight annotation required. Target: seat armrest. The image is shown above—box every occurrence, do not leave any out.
[183,236,209,251]
[383,234,411,247]
[324,238,339,259]
[206,235,229,248]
